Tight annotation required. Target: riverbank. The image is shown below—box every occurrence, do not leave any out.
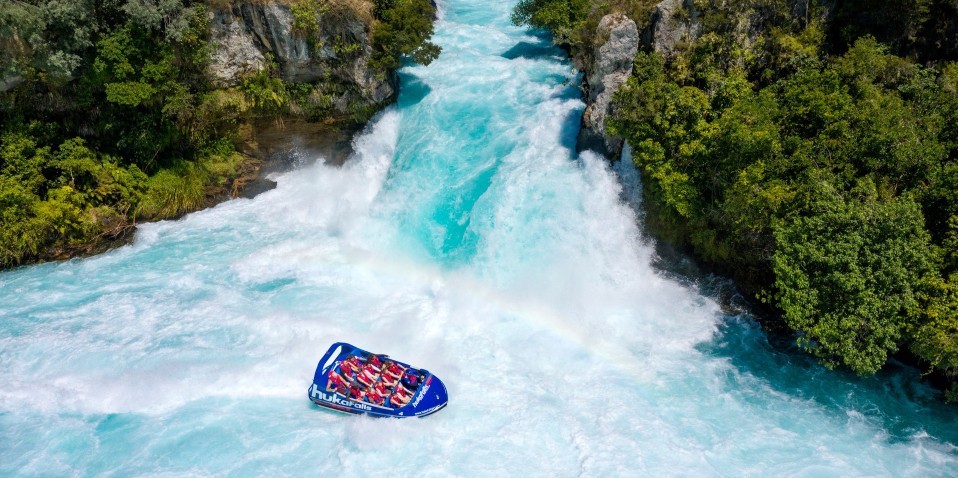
[16,119,364,268]
[513,0,958,398]
[0,0,439,270]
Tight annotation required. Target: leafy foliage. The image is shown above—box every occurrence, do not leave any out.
[0,132,148,266]
[609,39,958,381]
[1,0,439,268]
[827,0,958,63]
[371,0,441,69]
[773,183,936,374]
[511,0,589,45]
[291,0,331,49]
[519,0,958,394]
[0,1,257,267]
[914,275,958,383]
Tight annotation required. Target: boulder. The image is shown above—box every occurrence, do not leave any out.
[577,13,639,158]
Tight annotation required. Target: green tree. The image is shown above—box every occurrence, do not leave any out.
[913,274,958,400]
[773,180,938,374]
[511,0,588,46]
[371,0,441,70]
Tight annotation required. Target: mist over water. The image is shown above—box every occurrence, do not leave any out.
[2,0,958,475]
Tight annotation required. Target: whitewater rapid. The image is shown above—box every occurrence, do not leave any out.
[2,0,958,475]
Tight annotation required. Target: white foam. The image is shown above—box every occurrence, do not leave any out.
[1,0,957,475]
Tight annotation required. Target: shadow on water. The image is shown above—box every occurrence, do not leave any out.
[558,99,583,153]
[670,262,958,445]
[699,314,958,445]
[249,277,297,293]
[622,197,958,445]
[397,72,432,108]
[502,30,565,61]
[502,41,564,60]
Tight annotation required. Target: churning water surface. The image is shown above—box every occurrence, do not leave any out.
[2,0,957,475]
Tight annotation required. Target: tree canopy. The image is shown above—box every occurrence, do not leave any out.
[515,0,958,398]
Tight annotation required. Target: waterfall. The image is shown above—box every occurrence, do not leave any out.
[1,0,956,475]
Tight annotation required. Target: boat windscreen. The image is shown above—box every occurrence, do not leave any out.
[322,345,343,373]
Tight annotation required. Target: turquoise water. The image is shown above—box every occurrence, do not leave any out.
[2,0,958,475]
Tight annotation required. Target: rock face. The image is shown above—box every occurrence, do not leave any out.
[208,0,395,108]
[209,8,268,82]
[577,14,639,158]
[648,0,701,59]
[577,0,701,159]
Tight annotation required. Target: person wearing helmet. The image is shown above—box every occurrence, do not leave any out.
[400,369,422,391]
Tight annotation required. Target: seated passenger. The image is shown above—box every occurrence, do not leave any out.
[356,363,380,387]
[365,387,385,406]
[389,387,412,408]
[374,381,391,397]
[383,361,405,380]
[348,385,364,402]
[394,380,414,396]
[341,355,363,373]
[326,371,348,393]
[366,354,383,371]
[381,370,400,387]
[339,365,359,384]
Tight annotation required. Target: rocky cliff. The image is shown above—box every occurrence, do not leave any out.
[209,0,396,116]
[646,0,701,59]
[576,14,639,158]
[577,0,700,159]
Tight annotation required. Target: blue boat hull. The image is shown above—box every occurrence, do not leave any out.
[308,342,448,418]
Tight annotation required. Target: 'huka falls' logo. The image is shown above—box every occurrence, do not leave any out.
[411,383,430,408]
[310,384,372,411]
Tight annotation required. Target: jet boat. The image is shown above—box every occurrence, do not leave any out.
[308,342,448,418]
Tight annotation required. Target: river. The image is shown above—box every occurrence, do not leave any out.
[2,0,957,475]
